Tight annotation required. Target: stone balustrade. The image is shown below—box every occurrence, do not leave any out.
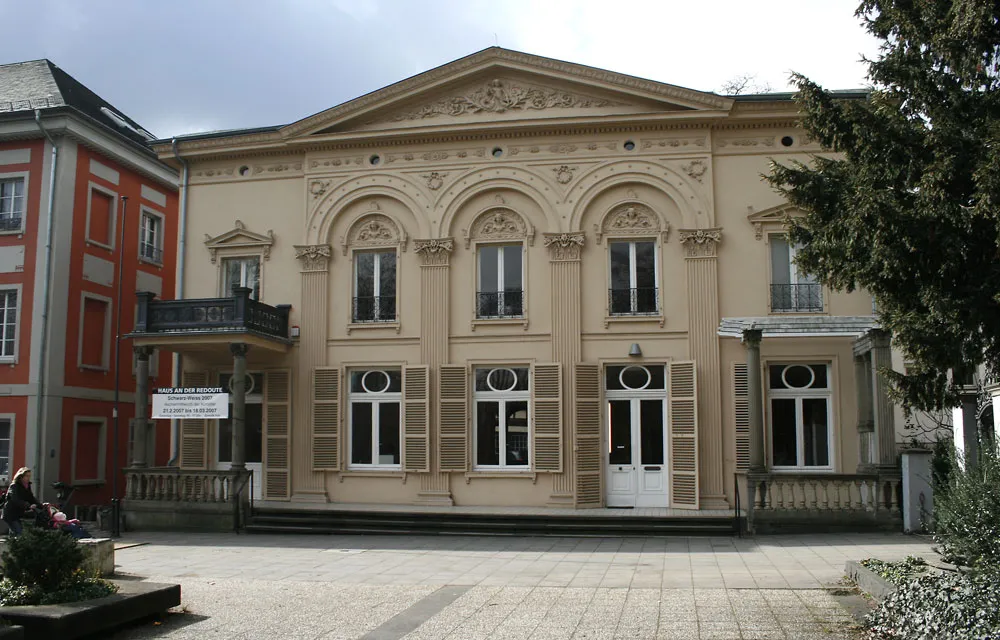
[124,467,249,503]
[123,467,253,532]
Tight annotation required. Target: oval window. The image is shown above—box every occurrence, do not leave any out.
[620,366,651,390]
[781,365,815,389]
[486,368,518,392]
[361,370,391,393]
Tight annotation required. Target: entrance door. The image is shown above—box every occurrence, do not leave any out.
[605,365,668,508]
[215,372,264,499]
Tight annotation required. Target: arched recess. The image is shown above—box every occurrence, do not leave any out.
[463,205,534,249]
[341,211,408,256]
[436,166,560,238]
[566,161,710,232]
[308,176,430,246]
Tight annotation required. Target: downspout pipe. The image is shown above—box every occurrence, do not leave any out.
[167,138,189,466]
[33,110,57,491]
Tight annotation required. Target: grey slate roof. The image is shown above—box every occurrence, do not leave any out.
[717,316,879,338]
[0,59,155,145]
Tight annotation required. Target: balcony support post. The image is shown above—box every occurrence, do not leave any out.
[131,345,154,468]
[230,343,249,471]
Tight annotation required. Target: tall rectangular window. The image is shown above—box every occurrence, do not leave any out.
[87,187,115,247]
[80,297,109,369]
[139,210,163,264]
[474,367,530,468]
[0,289,16,359]
[0,419,10,479]
[0,178,25,232]
[348,369,402,467]
[477,244,523,318]
[609,240,658,315]
[768,363,832,468]
[353,250,396,322]
[770,236,822,312]
[221,257,260,300]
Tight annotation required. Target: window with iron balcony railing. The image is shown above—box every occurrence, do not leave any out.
[770,283,824,313]
[476,290,523,319]
[352,296,396,323]
[608,287,659,316]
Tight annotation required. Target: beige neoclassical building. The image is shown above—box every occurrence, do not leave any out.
[128,49,903,528]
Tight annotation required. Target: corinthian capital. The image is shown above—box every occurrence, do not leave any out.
[294,244,332,272]
[543,232,585,261]
[413,238,454,266]
[678,228,722,258]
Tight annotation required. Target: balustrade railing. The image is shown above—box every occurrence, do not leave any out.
[124,467,246,503]
[476,290,523,319]
[745,472,902,530]
[770,283,824,312]
[352,295,396,323]
[133,287,290,341]
[608,287,659,316]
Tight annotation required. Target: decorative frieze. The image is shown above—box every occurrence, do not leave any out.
[716,136,776,149]
[341,213,407,256]
[294,245,332,272]
[552,165,576,184]
[414,238,455,266]
[678,228,723,257]
[543,232,586,261]
[641,137,707,150]
[463,209,534,248]
[595,203,669,244]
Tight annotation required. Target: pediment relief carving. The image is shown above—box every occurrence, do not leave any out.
[746,203,801,240]
[595,203,669,244]
[463,208,535,248]
[204,220,275,263]
[341,213,408,256]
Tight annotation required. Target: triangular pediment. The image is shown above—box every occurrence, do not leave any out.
[281,48,733,139]
[747,203,803,240]
[204,220,275,262]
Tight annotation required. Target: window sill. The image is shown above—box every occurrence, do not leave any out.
[347,321,400,335]
[0,357,16,365]
[338,469,406,483]
[0,229,24,237]
[85,238,114,252]
[79,364,109,373]
[139,256,164,268]
[464,470,537,484]
[471,317,528,332]
[604,314,664,329]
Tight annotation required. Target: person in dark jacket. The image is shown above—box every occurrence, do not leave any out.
[2,467,42,537]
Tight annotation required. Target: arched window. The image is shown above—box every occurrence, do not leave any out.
[343,213,407,324]
[465,208,532,321]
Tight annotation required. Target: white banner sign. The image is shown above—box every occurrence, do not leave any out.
[152,387,229,419]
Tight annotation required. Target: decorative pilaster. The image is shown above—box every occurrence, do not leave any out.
[679,228,727,508]
[870,329,897,468]
[292,244,332,501]
[130,345,153,468]
[742,329,764,472]
[415,238,454,504]
[544,232,585,503]
[855,354,876,470]
[230,343,249,470]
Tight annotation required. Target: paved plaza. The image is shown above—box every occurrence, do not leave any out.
[104,531,934,639]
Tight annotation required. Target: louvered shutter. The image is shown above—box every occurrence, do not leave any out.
[438,365,468,472]
[179,370,208,469]
[733,363,750,471]
[532,363,562,472]
[312,367,341,471]
[403,365,430,472]
[574,363,602,507]
[669,360,699,509]
[263,369,291,499]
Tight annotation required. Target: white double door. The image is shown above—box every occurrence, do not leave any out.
[606,395,668,508]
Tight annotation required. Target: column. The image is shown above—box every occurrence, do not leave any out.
[130,345,153,467]
[414,238,455,505]
[954,383,980,470]
[544,233,585,504]
[292,244,332,501]
[230,343,249,470]
[870,329,897,469]
[855,353,875,470]
[679,228,727,509]
[742,328,765,472]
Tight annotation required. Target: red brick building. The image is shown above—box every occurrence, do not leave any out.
[0,60,178,507]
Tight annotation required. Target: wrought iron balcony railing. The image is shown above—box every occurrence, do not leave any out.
[0,215,22,232]
[133,287,290,341]
[770,283,824,312]
[608,287,659,316]
[139,242,163,264]
[476,290,524,319]
[352,295,396,323]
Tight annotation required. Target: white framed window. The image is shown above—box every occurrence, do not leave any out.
[139,208,164,265]
[0,288,18,361]
[477,244,523,319]
[348,369,402,468]
[767,363,833,469]
[221,256,260,300]
[0,177,25,234]
[353,250,396,323]
[769,235,823,312]
[0,417,11,481]
[474,366,530,469]
[609,240,658,315]
[85,182,118,249]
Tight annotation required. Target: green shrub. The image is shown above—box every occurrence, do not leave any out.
[865,569,1000,639]
[932,447,1000,569]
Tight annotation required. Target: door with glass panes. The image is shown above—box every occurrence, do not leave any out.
[605,365,668,508]
[214,372,263,498]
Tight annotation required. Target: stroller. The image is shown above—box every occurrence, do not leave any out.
[33,504,92,539]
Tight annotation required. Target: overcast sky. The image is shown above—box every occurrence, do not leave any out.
[3,1,880,138]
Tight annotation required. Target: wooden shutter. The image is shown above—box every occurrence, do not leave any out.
[403,365,429,472]
[574,363,602,507]
[263,369,291,500]
[669,360,699,509]
[438,365,468,472]
[179,370,208,469]
[733,363,750,471]
[532,363,562,472]
[312,367,341,471]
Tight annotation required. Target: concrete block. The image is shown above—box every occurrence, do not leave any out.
[78,538,115,577]
[901,449,933,533]
[845,560,897,601]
